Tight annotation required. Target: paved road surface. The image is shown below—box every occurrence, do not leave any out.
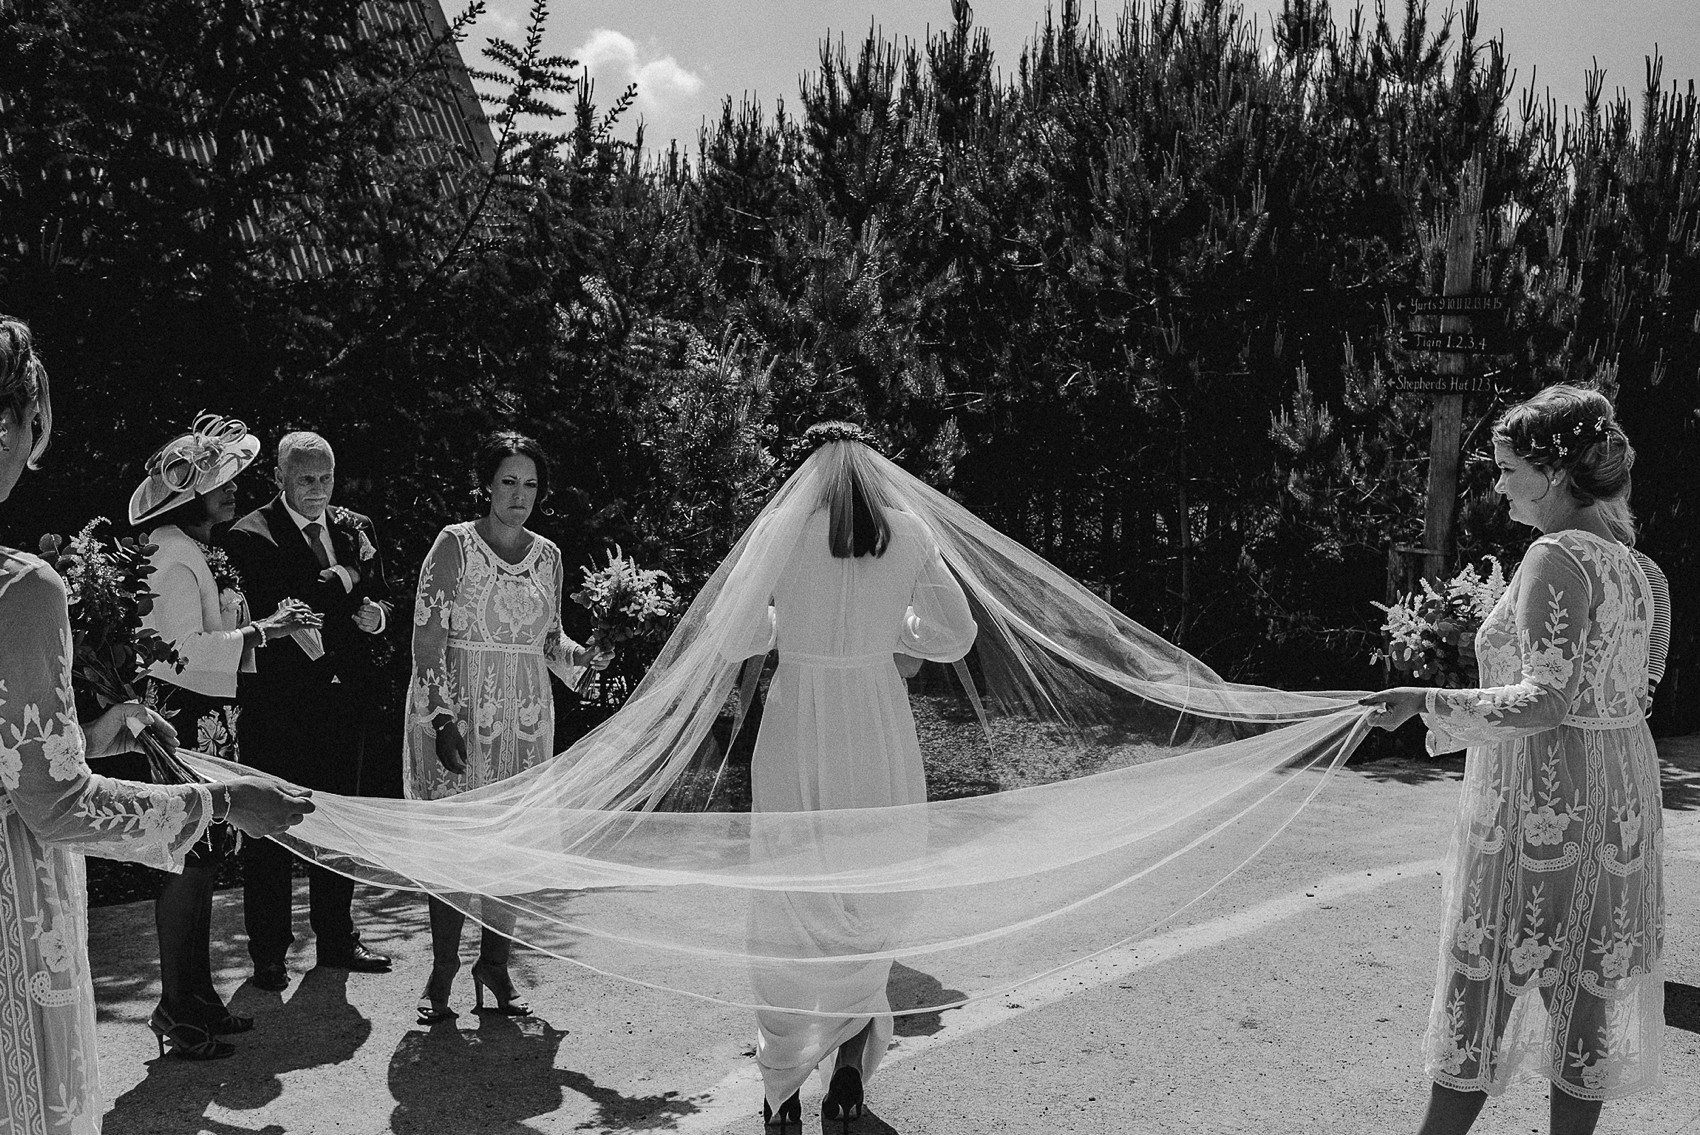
[90,739,1700,1134]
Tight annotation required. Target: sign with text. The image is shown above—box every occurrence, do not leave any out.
[1400,330,1498,354]
[1396,294,1508,318]
[1391,373,1495,394]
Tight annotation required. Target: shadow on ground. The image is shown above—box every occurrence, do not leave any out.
[1348,753,1466,788]
[105,967,369,1131]
[388,1012,700,1134]
[888,963,964,1040]
[1667,982,1700,1035]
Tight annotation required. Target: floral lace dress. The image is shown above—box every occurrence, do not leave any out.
[0,550,214,1134]
[1421,529,1663,1100]
[404,524,581,800]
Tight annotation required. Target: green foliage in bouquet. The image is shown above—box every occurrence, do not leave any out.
[1372,558,1507,688]
[572,545,680,649]
[570,546,681,707]
[37,519,193,782]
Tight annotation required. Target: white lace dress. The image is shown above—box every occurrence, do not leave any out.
[404,523,581,800]
[0,550,214,1134]
[1421,529,1663,1100]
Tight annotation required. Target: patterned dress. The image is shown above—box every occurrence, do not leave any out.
[1421,529,1663,1100]
[0,550,214,1134]
[404,523,580,800]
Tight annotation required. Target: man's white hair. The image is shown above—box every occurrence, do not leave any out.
[277,431,334,470]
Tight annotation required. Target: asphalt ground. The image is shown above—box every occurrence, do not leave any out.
[88,738,1700,1135]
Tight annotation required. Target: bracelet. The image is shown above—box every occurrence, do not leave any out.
[211,785,232,824]
[246,623,268,649]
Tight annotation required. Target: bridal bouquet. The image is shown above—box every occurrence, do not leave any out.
[37,520,194,783]
[1372,556,1507,688]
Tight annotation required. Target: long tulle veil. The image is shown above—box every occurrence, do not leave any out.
[187,440,1375,1015]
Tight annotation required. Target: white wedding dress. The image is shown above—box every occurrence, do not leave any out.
[718,508,976,1106]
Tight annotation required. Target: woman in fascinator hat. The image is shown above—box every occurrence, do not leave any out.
[120,413,319,1058]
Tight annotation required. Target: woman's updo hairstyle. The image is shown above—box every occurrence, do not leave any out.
[0,315,52,468]
[476,430,550,503]
[1491,384,1634,508]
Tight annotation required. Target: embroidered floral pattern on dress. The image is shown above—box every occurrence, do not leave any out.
[0,549,212,1134]
[1418,532,1664,1102]
[403,524,581,801]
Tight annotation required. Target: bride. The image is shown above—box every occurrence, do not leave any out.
[715,422,977,1126]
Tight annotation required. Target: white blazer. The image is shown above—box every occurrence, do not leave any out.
[143,525,255,698]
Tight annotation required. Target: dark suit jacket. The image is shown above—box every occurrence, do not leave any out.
[225,497,395,788]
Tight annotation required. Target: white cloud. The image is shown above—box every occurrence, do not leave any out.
[573,29,708,148]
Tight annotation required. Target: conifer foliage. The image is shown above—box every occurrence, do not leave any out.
[2,1,1696,730]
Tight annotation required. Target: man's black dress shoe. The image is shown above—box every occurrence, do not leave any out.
[251,963,289,992]
[317,942,392,972]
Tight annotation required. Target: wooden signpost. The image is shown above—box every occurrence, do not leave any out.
[1414,156,1488,583]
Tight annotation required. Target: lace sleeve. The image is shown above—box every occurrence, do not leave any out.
[0,560,211,870]
[410,528,464,722]
[543,544,585,688]
[899,546,978,662]
[1421,539,1592,755]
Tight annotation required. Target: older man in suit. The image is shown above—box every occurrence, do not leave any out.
[225,431,394,991]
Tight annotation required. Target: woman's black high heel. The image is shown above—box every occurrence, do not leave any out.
[762,1091,801,1129]
[189,994,253,1035]
[148,1007,236,1060]
[417,961,460,1025]
[469,959,531,1016]
[822,1066,865,1130]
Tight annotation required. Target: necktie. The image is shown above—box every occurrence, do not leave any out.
[303,521,332,570]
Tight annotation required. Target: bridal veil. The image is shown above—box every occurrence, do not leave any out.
[187,439,1374,1016]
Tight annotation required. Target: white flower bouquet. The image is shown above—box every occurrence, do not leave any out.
[1372,556,1507,688]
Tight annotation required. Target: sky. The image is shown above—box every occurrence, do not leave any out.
[458,0,1700,153]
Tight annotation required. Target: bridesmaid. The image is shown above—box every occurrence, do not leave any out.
[404,430,606,1023]
[1363,386,1663,1135]
[0,314,312,1132]
[125,414,320,1056]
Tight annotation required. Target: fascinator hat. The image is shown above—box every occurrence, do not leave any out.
[128,412,261,526]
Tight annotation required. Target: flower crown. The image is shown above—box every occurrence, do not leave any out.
[1518,414,1613,462]
[801,421,880,450]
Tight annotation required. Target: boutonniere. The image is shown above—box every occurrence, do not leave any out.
[329,506,357,529]
[356,529,377,562]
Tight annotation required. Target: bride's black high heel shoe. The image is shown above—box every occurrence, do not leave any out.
[762,1091,801,1130]
[469,959,531,1016]
[822,1066,865,1131]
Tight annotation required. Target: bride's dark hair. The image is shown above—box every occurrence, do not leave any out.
[802,421,889,559]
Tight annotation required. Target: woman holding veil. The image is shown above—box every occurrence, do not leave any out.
[716,422,977,1128]
[1364,385,1663,1135]
[0,316,312,1132]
